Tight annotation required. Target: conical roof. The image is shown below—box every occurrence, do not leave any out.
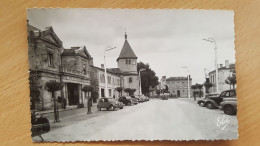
[117,33,137,61]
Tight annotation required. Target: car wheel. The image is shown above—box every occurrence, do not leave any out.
[128,101,132,105]
[198,102,204,107]
[206,102,214,109]
[224,105,236,115]
[110,105,115,111]
[120,106,123,109]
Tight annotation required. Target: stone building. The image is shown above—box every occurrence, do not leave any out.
[60,46,93,106]
[208,60,236,93]
[166,76,192,98]
[28,24,64,110]
[91,65,121,99]
[107,32,140,96]
[28,24,93,110]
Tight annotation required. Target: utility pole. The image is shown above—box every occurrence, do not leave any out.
[104,47,116,97]
[203,38,219,94]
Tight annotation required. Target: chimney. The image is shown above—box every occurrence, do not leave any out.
[220,64,223,68]
[101,64,104,69]
[225,60,229,68]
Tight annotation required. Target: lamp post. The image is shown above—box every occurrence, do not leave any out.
[203,38,219,94]
[104,46,116,97]
[139,68,146,95]
[182,66,190,98]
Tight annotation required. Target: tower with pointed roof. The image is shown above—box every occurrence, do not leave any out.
[117,32,138,74]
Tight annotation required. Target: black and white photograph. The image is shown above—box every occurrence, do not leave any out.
[27,8,237,141]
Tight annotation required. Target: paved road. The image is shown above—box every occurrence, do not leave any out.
[33,99,238,141]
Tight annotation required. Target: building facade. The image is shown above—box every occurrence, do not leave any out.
[91,65,121,99]
[166,76,192,98]
[208,60,236,93]
[28,24,93,110]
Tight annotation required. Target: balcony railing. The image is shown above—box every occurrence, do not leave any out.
[60,67,89,78]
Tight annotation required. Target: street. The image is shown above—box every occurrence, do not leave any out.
[33,99,238,141]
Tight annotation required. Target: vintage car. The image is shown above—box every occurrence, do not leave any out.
[97,98,123,111]
[118,96,137,105]
[130,95,141,102]
[31,111,50,141]
[197,93,219,107]
[126,96,138,105]
[220,95,237,115]
[204,89,236,109]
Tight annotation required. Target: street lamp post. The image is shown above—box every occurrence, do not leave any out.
[203,38,219,94]
[182,66,190,98]
[139,68,146,95]
[104,47,116,97]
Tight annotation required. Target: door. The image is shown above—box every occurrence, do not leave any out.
[67,83,79,105]
[177,90,180,97]
[101,88,105,97]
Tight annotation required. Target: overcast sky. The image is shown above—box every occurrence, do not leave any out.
[27,9,235,84]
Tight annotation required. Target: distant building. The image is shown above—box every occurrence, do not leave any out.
[208,60,236,93]
[165,76,192,98]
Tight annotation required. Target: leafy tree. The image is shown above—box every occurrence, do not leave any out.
[129,88,136,96]
[204,82,213,94]
[191,85,197,100]
[115,87,123,97]
[225,74,237,89]
[82,85,93,100]
[124,88,131,95]
[45,80,64,122]
[196,84,203,98]
[137,62,159,95]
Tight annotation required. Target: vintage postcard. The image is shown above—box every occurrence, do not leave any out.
[27,8,238,141]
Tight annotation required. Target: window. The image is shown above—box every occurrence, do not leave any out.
[83,64,86,74]
[48,52,53,66]
[129,77,132,83]
[129,59,131,64]
[126,59,128,64]
[109,89,112,97]
[108,76,111,84]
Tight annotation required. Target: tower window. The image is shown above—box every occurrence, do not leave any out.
[129,77,132,83]
[129,59,131,64]
[126,59,128,64]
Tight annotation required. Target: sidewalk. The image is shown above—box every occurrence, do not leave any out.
[38,103,98,121]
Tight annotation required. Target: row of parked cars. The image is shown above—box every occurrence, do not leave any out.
[197,89,237,115]
[97,95,150,111]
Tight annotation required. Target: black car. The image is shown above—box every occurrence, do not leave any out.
[197,93,219,107]
[118,96,132,105]
[204,89,236,109]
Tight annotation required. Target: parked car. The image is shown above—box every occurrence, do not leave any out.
[197,93,219,107]
[97,97,123,111]
[118,96,136,105]
[140,94,149,102]
[220,91,237,115]
[126,96,138,105]
[204,89,236,109]
[130,95,141,102]
[31,111,50,141]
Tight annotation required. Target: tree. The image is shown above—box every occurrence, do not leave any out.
[225,79,231,89]
[137,62,159,95]
[124,88,131,95]
[191,85,197,100]
[115,87,123,97]
[204,82,213,94]
[82,85,93,100]
[225,74,237,89]
[45,80,64,122]
[196,84,203,98]
[129,88,136,96]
